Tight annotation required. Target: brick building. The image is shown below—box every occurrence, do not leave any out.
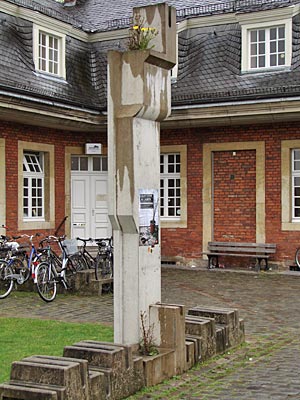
[1,0,300,269]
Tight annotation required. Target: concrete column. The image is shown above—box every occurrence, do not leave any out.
[108,3,176,345]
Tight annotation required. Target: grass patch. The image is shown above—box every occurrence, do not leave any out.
[0,317,113,383]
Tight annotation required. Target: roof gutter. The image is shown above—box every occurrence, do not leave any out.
[0,89,103,115]
[171,96,300,110]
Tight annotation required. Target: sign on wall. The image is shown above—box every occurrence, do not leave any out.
[139,189,159,247]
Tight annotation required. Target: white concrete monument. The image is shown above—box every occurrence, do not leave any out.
[108,3,176,344]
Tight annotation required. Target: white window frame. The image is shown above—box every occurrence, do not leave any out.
[71,155,108,172]
[292,149,300,221]
[23,152,45,221]
[248,25,286,69]
[33,24,66,79]
[160,153,181,221]
[240,17,292,73]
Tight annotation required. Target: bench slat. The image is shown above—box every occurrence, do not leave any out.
[203,252,270,258]
[207,246,275,254]
[208,241,276,249]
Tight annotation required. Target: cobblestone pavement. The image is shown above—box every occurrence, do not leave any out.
[1,266,300,399]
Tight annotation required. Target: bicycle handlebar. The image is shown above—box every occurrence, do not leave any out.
[13,233,41,242]
[76,237,93,243]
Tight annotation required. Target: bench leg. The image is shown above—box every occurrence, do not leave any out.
[257,258,268,272]
[208,255,219,269]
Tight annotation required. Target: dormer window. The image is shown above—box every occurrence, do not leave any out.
[239,8,294,73]
[33,25,66,79]
[249,25,286,69]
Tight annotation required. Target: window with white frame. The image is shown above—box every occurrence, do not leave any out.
[23,152,44,219]
[240,16,292,73]
[249,25,286,69]
[33,25,66,78]
[160,153,181,219]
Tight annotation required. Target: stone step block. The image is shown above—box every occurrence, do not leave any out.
[0,383,58,400]
[9,355,89,400]
[88,369,107,400]
[185,340,196,370]
[185,335,201,364]
[185,316,217,361]
[63,341,144,400]
[88,367,111,399]
[142,348,175,387]
[149,303,186,375]
[187,306,245,348]
[63,341,130,370]
[215,324,230,353]
[75,270,113,296]
[5,381,65,400]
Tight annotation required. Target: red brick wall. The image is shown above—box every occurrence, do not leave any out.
[213,150,256,242]
[160,122,300,266]
[1,121,106,237]
[2,119,300,266]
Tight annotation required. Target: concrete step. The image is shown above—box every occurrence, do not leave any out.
[0,383,58,400]
[75,270,113,296]
[7,355,89,400]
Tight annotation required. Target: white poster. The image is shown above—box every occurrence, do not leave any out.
[139,189,159,247]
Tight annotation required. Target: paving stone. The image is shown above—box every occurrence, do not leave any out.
[2,266,300,399]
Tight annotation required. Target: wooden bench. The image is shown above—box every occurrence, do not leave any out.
[204,241,276,271]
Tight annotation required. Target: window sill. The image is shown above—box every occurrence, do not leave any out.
[161,219,187,229]
[19,219,54,231]
[282,222,300,231]
[34,71,67,83]
[241,66,291,75]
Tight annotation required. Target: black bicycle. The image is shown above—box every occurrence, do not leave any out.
[95,237,113,292]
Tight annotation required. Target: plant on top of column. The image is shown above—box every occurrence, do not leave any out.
[128,15,158,51]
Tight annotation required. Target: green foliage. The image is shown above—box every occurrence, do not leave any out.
[139,311,159,356]
[128,15,158,51]
[0,317,113,383]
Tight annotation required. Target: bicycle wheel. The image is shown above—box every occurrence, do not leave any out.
[69,253,88,272]
[101,257,113,278]
[36,262,57,302]
[94,254,103,281]
[64,259,77,290]
[295,247,300,270]
[10,258,30,284]
[101,258,113,293]
[0,260,14,299]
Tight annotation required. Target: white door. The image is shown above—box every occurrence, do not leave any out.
[91,175,110,239]
[71,155,111,240]
[71,174,90,239]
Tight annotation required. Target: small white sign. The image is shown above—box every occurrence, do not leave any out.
[85,143,102,154]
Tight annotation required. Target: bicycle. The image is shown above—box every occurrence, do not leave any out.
[95,237,114,292]
[0,233,42,299]
[35,235,83,302]
[75,237,96,270]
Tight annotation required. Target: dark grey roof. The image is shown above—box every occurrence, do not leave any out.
[172,15,300,105]
[2,0,300,112]
[5,0,300,32]
[0,10,122,109]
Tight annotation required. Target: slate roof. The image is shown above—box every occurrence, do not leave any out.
[5,0,300,32]
[1,0,300,112]
[172,15,300,105]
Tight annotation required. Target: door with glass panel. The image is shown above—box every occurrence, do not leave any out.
[71,155,111,240]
